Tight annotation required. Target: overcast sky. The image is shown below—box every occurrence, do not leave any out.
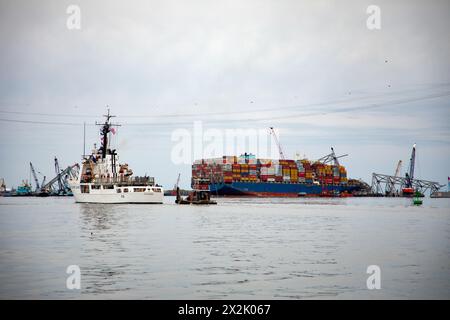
[0,0,449,189]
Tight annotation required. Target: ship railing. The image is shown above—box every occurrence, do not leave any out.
[87,176,156,186]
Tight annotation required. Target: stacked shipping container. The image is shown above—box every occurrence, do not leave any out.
[192,154,348,187]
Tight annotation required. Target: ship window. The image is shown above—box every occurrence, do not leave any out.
[117,189,121,193]
[104,185,114,189]
[81,185,90,193]
[124,188,128,193]
[153,188,161,192]
[134,188,146,192]
[91,185,101,190]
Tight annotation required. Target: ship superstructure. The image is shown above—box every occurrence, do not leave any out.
[69,110,163,204]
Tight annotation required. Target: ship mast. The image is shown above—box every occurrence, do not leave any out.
[95,108,120,159]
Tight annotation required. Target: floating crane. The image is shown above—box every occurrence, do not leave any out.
[269,127,285,160]
[29,162,47,195]
[402,144,416,196]
[29,162,40,192]
[371,143,443,196]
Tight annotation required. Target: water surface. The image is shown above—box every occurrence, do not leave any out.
[0,196,449,299]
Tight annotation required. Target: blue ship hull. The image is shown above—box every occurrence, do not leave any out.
[209,182,360,197]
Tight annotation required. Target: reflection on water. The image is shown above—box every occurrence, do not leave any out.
[0,196,449,299]
[79,203,125,231]
[78,204,132,296]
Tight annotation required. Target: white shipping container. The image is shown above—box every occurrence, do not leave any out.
[258,159,272,165]
[277,166,283,175]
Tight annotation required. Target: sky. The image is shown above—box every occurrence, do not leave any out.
[0,0,449,190]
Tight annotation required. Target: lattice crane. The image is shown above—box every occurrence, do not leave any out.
[269,127,285,160]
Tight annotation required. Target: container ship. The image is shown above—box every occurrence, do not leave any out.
[192,152,361,197]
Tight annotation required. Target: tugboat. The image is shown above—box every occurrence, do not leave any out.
[68,110,164,204]
[175,178,217,205]
[35,187,50,197]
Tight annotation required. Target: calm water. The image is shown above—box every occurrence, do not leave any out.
[0,196,449,299]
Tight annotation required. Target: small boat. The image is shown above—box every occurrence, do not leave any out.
[175,178,217,205]
[35,190,50,197]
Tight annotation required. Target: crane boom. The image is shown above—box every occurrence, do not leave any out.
[394,160,402,178]
[174,173,181,191]
[29,162,40,192]
[331,147,340,167]
[54,157,63,193]
[409,144,416,181]
[405,144,416,188]
[269,127,285,160]
[317,148,348,166]
[386,160,402,196]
